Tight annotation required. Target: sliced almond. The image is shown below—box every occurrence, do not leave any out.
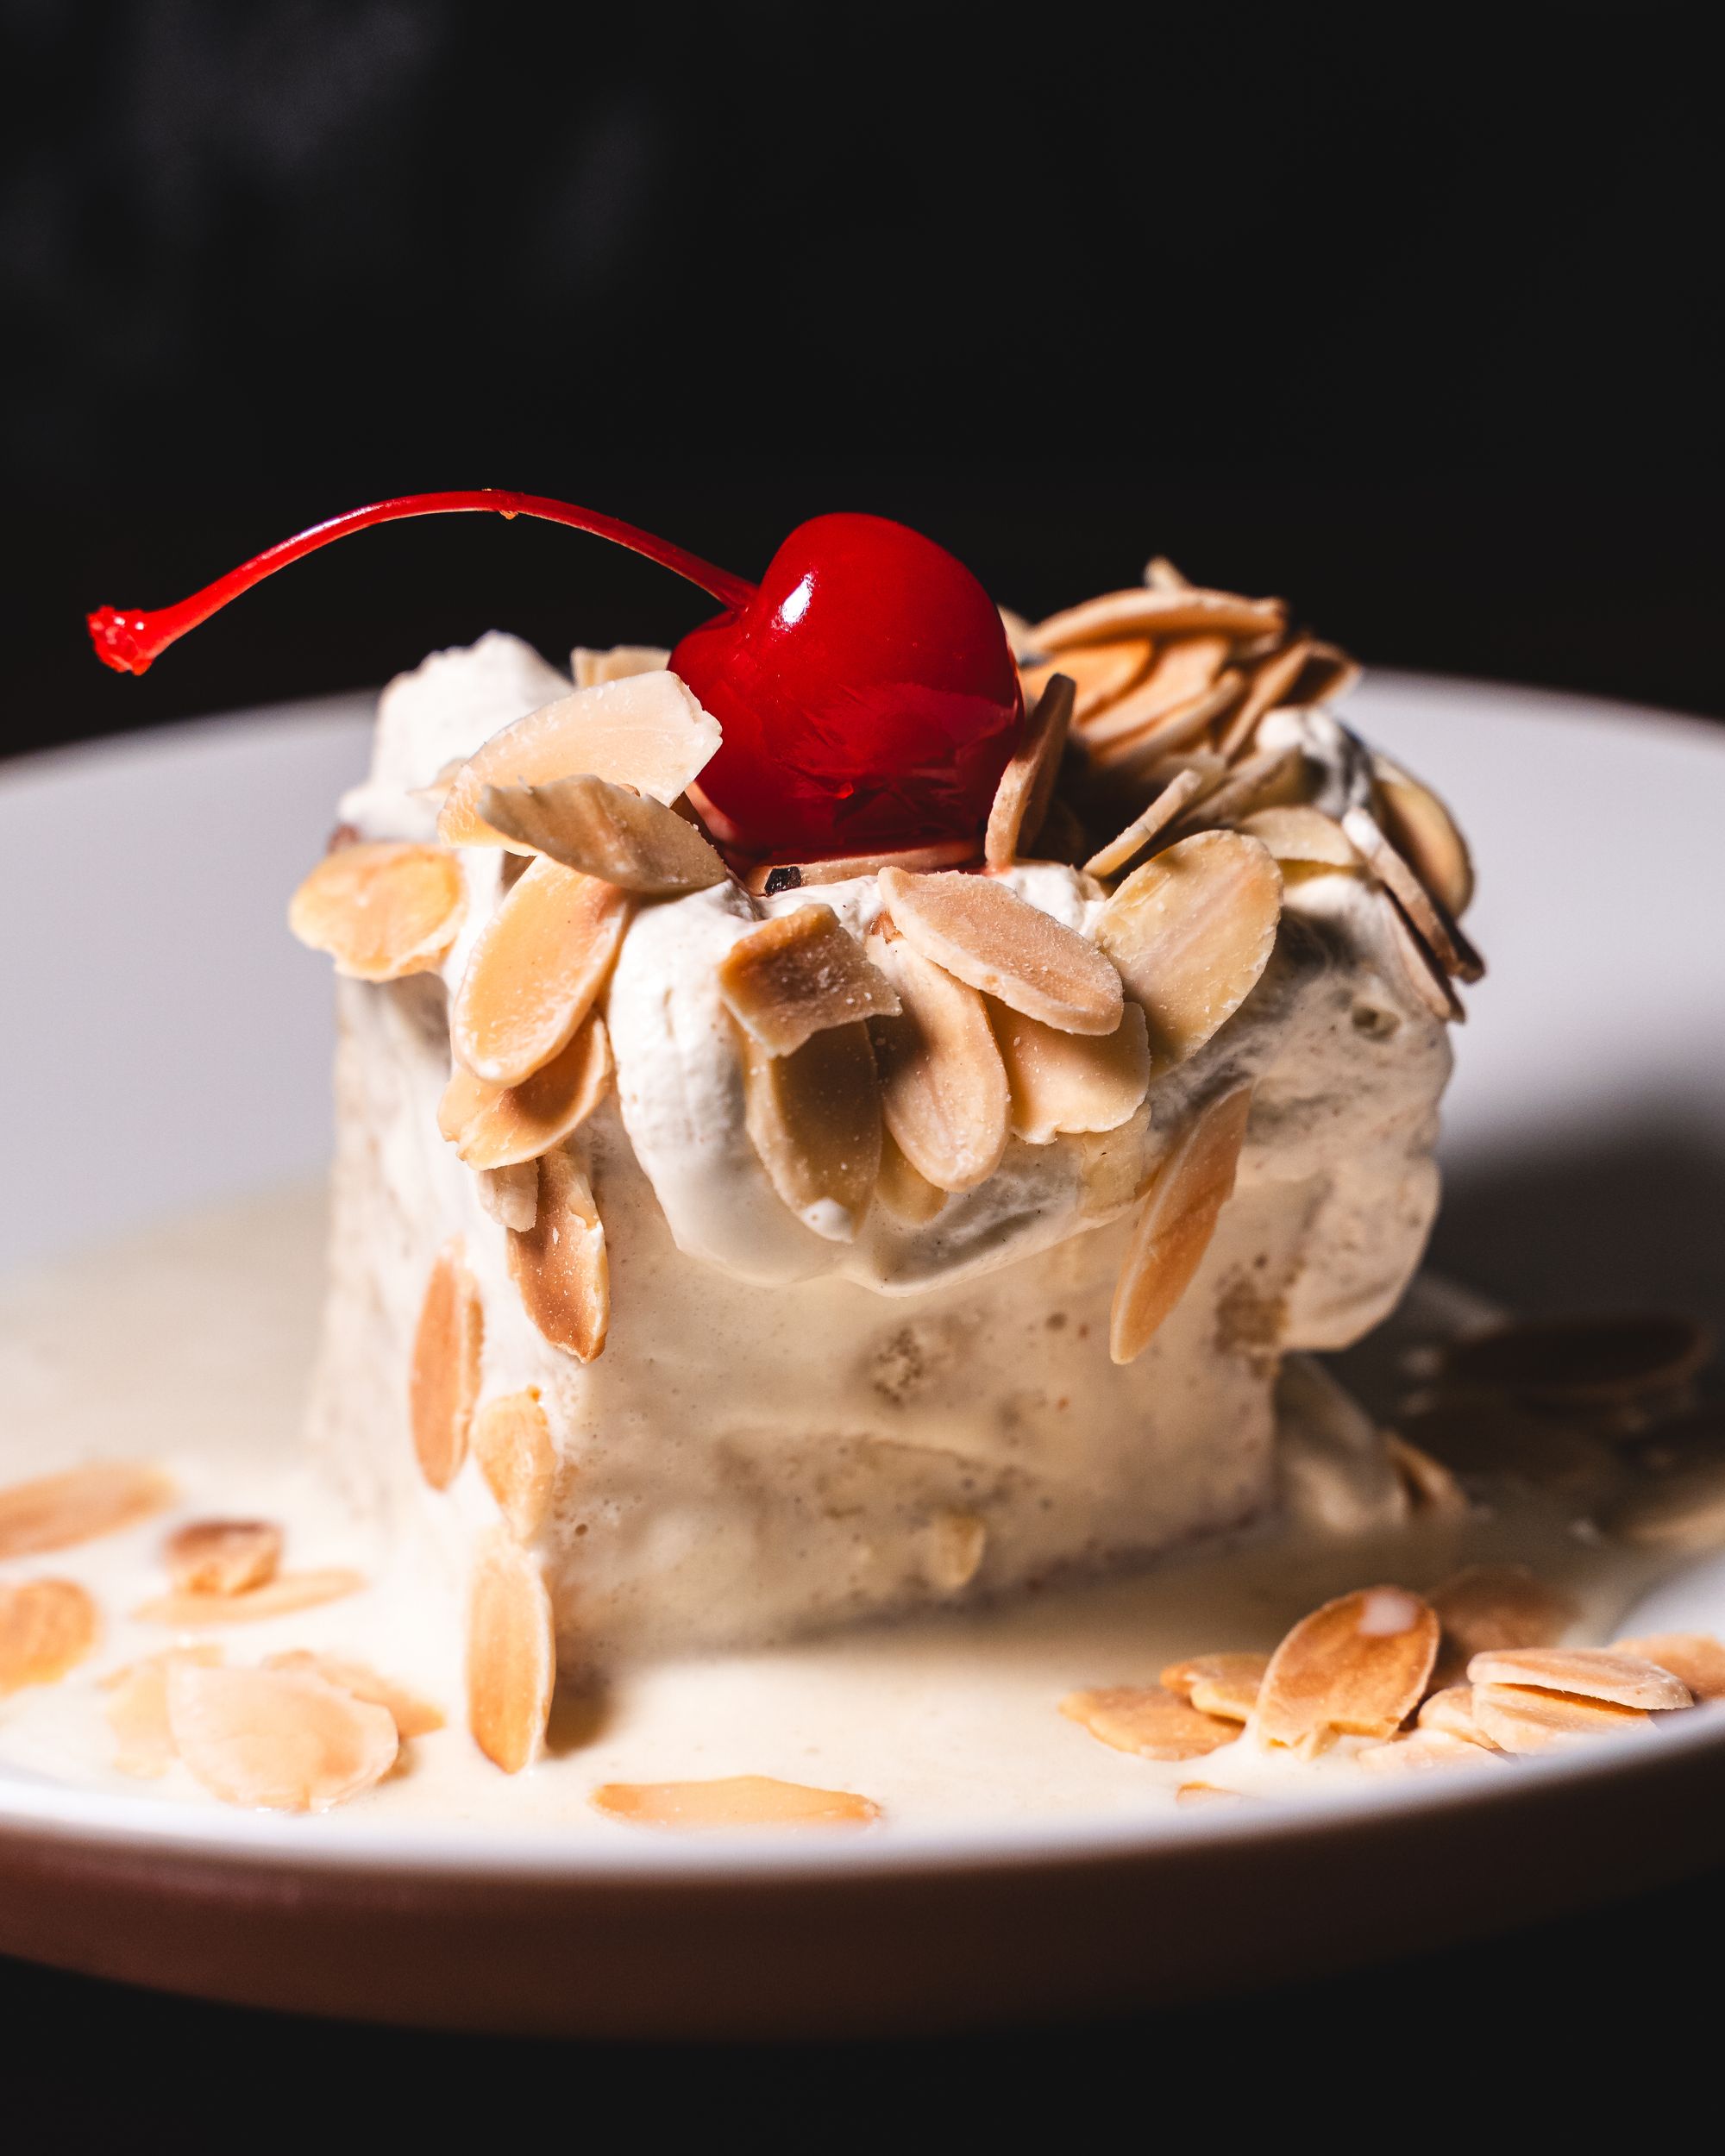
[1471,1683,1651,1752]
[165,1520,283,1597]
[287,842,465,982]
[166,1662,398,1812]
[1295,642,1363,708]
[1373,755,1474,918]
[1429,1564,1576,1688]
[508,1148,609,1361]
[1253,1586,1440,1752]
[1173,744,1306,832]
[1610,1633,1725,1702]
[0,1461,172,1561]
[1239,805,1360,868]
[1378,889,1465,1023]
[923,1509,988,1593]
[1158,1651,1268,1721]
[718,906,900,1057]
[571,644,669,687]
[439,673,720,843]
[1446,1313,1712,1407]
[869,931,1009,1191]
[1176,1781,1252,1807]
[441,1012,613,1171]
[1465,1647,1691,1710]
[741,837,980,895]
[986,673,1074,867]
[1110,1083,1252,1364]
[591,1774,881,1830]
[1385,1432,1471,1518]
[1034,587,1287,650]
[738,1021,881,1238]
[472,1389,558,1541]
[264,1651,444,1738]
[1083,768,1209,879]
[474,1161,538,1232]
[874,1127,948,1225]
[467,1532,556,1774]
[450,859,632,1088]
[133,1568,365,1627]
[988,998,1150,1145]
[878,868,1122,1037]
[1215,635,1317,760]
[410,1242,484,1491]
[1416,1686,1500,1747]
[0,1577,98,1695]
[1357,1730,1506,1774]
[1344,807,1484,983]
[1087,673,1246,766]
[474,774,727,893]
[1082,635,1229,746]
[103,1646,222,1777]
[1019,638,1152,723]
[1059,1685,1239,1761]
[1143,556,1191,591]
[1096,831,1282,1076]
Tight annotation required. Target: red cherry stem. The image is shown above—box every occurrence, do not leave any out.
[86,488,759,675]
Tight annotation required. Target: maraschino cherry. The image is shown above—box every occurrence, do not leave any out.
[88,489,1023,860]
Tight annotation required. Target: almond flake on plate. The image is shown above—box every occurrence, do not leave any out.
[474,774,727,893]
[134,1568,365,1628]
[1464,1646,1692,1710]
[1237,805,1361,868]
[1110,1082,1252,1364]
[738,1021,881,1238]
[265,1651,445,1738]
[1214,636,1318,760]
[1087,673,1245,765]
[1356,1730,1505,1774]
[1471,1683,1652,1753]
[0,1577,98,1695]
[988,998,1150,1145]
[467,1531,557,1774]
[1610,1633,1725,1701]
[1082,635,1229,745]
[440,1011,613,1171]
[741,837,980,894]
[1059,1684,1239,1761]
[472,1389,559,1540]
[869,929,1009,1192]
[165,1519,283,1596]
[1253,1586,1440,1752]
[508,1148,609,1361]
[1415,1686,1500,1747]
[410,1241,484,1490]
[1083,768,1209,879]
[591,1774,881,1830]
[1343,807,1484,983]
[718,906,900,1057]
[1158,1651,1268,1721]
[0,1460,172,1561]
[985,673,1074,868]
[570,644,669,687]
[1019,638,1152,724]
[103,1645,222,1777]
[450,859,632,1088]
[1176,1781,1253,1807]
[438,672,720,843]
[166,1662,398,1812]
[1033,586,1287,650]
[878,867,1123,1037]
[287,842,466,982]
[1372,755,1474,918]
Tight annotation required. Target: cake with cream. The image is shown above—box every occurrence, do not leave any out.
[90,492,1480,1774]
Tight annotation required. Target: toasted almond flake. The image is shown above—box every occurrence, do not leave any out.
[165,1520,283,1597]
[450,859,632,1088]
[134,1568,365,1627]
[1215,636,1317,760]
[474,1160,538,1232]
[1082,768,1209,879]
[1144,556,1192,590]
[924,1509,988,1593]
[1176,1781,1252,1806]
[287,842,465,982]
[104,1646,222,1777]
[1086,672,1246,763]
[440,673,720,844]
[1372,755,1473,917]
[1059,1685,1239,1761]
[868,931,1008,1191]
[1174,744,1306,833]
[879,868,1122,1037]
[1357,1730,1506,1773]
[1429,1566,1579,1670]
[1076,1100,1158,1218]
[409,1242,484,1490]
[1158,1651,1268,1721]
[1238,805,1360,868]
[442,1012,613,1171]
[1385,1432,1471,1518]
[1344,807,1484,983]
[571,644,668,687]
[591,1774,881,1830]
[986,673,1074,867]
[1110,1083,1252,1364]
[1095,831,1283,1077]
[874,1127,948,1225]
[1416,1686,1500,1746]
[0,1578,98,1695]
[508,1147,609,1361]
[988,998,1150,1146]
[1034,586,1287,650]
[166,1662,398,1811]
[472,1389,558,1541]
[1254,1586,1440,1752]
[1471,1683,1652,1752]
[474,774,727,893]
[1295,642,1363,707]
[264,1651,444,1738]
[741,838,981,894]
[1020,639,1153,724]
[998,605,1038,657]
[1465,1647,1692,1710]
[1082,636,1229,749]
[718,906,900,1057]
[738,1020,881,1238]
[467,1532,556,1774]
[1378,889,1465,1023]
[0,1461,173,1561]
[1447,1313,1712,1406]
[1610,1633,1725,1702]
[1602,1458,1725,1550]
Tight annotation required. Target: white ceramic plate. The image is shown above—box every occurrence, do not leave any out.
[2,673,1723,2038]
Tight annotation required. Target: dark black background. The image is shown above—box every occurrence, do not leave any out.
[2,0,1722,2120]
